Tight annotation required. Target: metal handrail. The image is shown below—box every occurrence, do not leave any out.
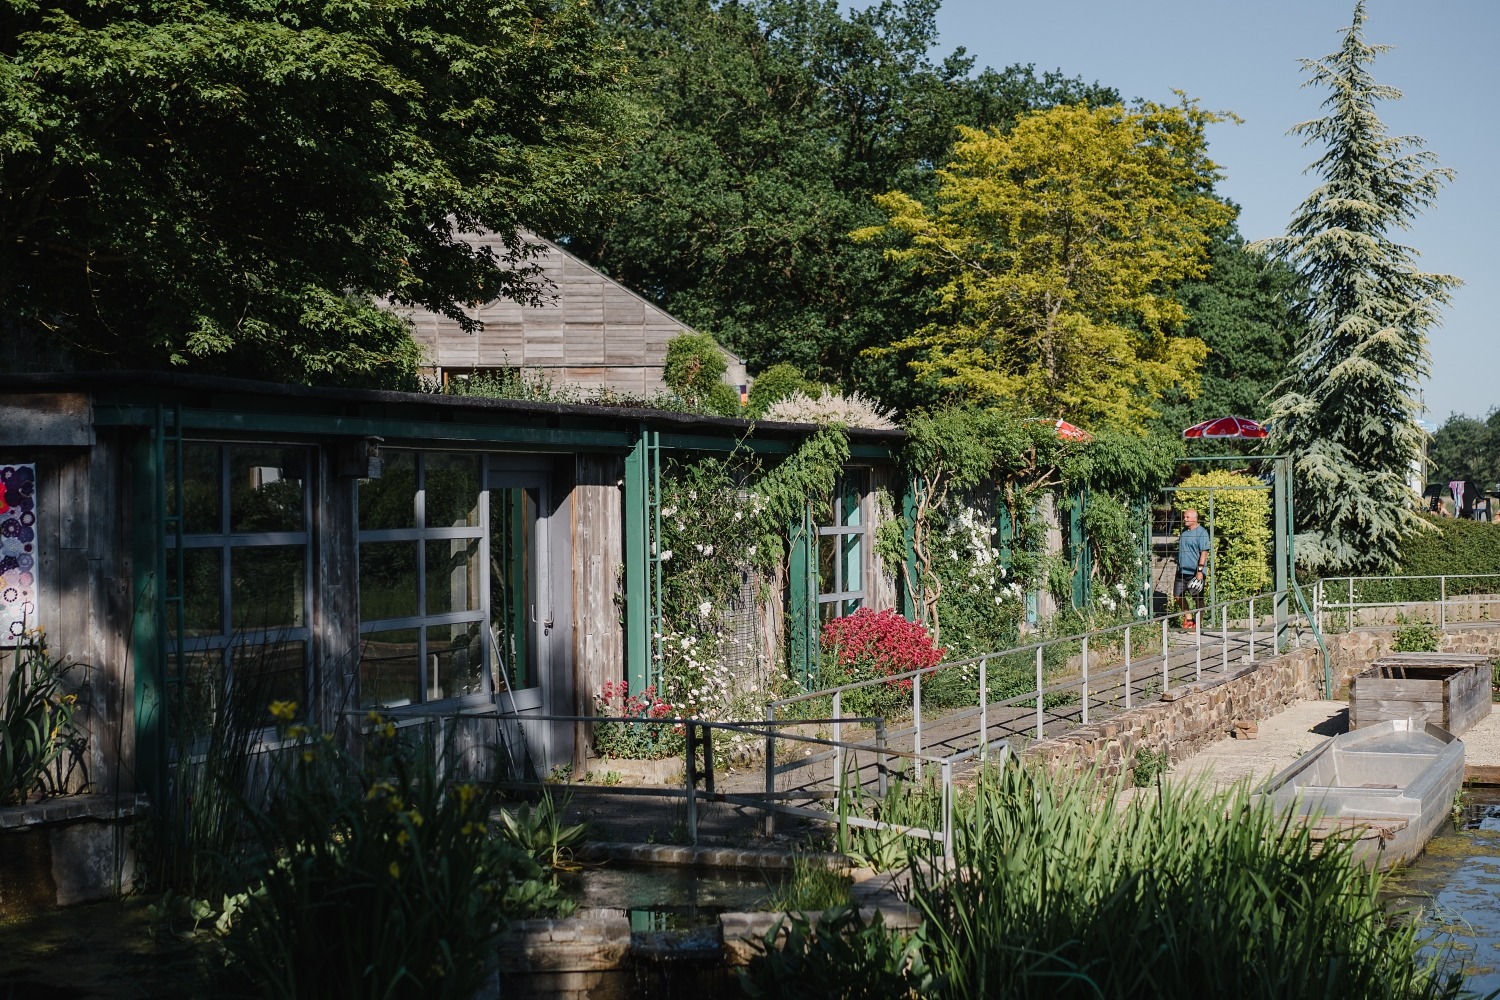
[1314,573,1500,634]
[359,706,996,864]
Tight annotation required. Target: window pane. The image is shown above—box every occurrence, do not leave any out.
[230,447,306,533]
[233,639,307,723]
[358,450,417,530]
[168,649,224,740]
[175,443,222,535]
[426,536,480,615]
[841,476,863,527]
[232,546,306,630]
[424,454,482,528]
[359,541,419,620]
[818,533,835,596]
[168,547,223,637]
[491,488,535,691]
[819,600,842,625]
[842,531,862,594]
[430,622,488,701]
[360,628,420,708]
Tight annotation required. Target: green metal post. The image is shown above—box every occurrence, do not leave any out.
[1273,457,1290,651]
[902,476,921,622]
[787,506,817,689]
[623,427,650,694]
[1069,488,1090,611]
[130,431,166,804]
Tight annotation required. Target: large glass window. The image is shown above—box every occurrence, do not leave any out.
[165,442,313,736]
[817,470,868,623]
[357,452,493,708]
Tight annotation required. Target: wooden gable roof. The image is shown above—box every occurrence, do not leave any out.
[403,231,747,397]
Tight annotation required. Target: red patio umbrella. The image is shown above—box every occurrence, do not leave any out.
[1025,417,1095,442]
[1182,415,1268,440]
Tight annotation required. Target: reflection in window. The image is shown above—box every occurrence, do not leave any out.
[357,453,490,708]
[817,471,868,622]
[490,486,536,692]
[359,628,421,708]
[165,443,313,738]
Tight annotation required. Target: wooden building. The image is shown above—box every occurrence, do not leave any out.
[1,373,902,801]
[399,231,749,397]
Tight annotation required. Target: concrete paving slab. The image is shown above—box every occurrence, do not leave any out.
[1165,699,1349,792]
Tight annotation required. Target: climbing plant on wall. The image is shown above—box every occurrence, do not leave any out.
[898,409,1180,647]
[651,426,852,707]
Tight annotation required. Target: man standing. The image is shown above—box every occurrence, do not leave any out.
[1175,508,1211,630]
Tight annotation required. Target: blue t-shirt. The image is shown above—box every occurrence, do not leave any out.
[1178,525,1210,576]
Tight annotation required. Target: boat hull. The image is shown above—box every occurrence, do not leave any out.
[1256,720,1464,870]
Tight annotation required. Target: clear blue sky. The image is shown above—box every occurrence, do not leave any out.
[923,0,1497,422]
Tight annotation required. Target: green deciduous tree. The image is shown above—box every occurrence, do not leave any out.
[1256,2,1459,574]
[1429,411,1500,490]
[1,0,627,385]
[566,0,1117,408]
[858,101,1234,432]
[1154,218,1305,433]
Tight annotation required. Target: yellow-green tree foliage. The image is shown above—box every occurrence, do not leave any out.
[1174,470,1271,599]
[855,101,1235,432]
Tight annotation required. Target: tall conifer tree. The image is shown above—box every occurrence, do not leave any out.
[1258,2,1458,574]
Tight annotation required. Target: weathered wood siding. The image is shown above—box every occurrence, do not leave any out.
[0,427,135,795]
[572,455,624,750]
[401,232,747,395]
[866,466,900,614]
[1349,653,1493,735]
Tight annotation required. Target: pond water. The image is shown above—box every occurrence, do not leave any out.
[1387,791,1500,994]
[557,863,781,931]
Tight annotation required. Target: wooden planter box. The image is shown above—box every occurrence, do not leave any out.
[1349,653,1493,736]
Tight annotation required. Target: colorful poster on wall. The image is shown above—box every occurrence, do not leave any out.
[0,464,38,643]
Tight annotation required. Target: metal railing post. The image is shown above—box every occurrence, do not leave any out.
[942,760,955,868]
[978,656,989,760]
[1195,617,1202,681]
[833,689,843,797]
[1124,625,1133,710]
[1221,605,1228,671]
[875,718,888,798]
[703,724,715,795]
[685,722,699,845]
[1081,636,1090,726]
[763,704,776,836]
[1440,575,1447,630]
[913,672,923,782]
[1035,646,1044,740]
[1348,577,1354,632]
[1249,597,1256,663]
[1162,617,1170,693]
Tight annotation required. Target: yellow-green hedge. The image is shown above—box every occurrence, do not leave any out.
[1174,470,1272,599]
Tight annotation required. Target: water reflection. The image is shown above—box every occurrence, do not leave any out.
[1386,793,1500,994]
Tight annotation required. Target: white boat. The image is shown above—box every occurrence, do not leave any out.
[1257,719,1464,869]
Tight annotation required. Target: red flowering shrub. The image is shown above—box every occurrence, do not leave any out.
[592,681,682,759]
[820,609,945,718]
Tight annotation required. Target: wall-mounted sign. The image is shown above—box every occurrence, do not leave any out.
[0,464,37,643]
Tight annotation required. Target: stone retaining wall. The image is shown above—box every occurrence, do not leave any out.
[489,906,912,1000]
[1025,647,1323,785]
[0,794,146,917]
[1026,626,1500,786]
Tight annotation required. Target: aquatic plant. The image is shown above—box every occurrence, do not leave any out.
[496,790,589,870]
[215,711,570,999]
[753,765,1466,999]
[765,854,853,913]
[0,635,84,804]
